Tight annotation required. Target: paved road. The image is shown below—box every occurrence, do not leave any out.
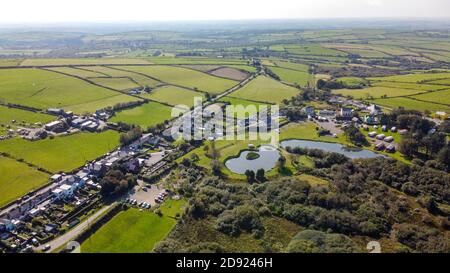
[38,204,113,252]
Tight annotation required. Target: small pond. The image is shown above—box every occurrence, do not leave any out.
[280,139,382,159]
[225,145,280,174]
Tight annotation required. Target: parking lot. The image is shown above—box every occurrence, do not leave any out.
[124,180,168,208]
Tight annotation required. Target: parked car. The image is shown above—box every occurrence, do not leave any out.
[42,244,51,251]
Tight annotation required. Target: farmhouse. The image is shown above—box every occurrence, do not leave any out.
[47,108,65,116]
[0,219,14,232]
[44,120,65,132]
[303,106,316,117]
[318,109,335,116]
[367,104,382,116]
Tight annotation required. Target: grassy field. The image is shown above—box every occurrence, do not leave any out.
[230,76,301,104]
[332,87,425,99]
[0,68,138,113]
[0,59,21,67]
[118,65,238,94]
[427,78,450,85]
[110,102,173,128]
[337,77,367,87]
[373,97,450,112]
[0,156,49,207]
[20,58,152,66]
[89,77,139,91]
[0,131,120,173]
[272,61,309,72]
[0,105,54,130]
[279,122,348,144]
[45,67,105,78]
[142,85,205,107]
[283,44,346,56]
[220,96,270,116]
[145,57,246,65]
[81,208,178,253]
[64,94,141,114]
[296,174,329,187]
[87,66,162,88]
[410,89,450,105]
[159,198,187,218]
[368,72,450,83]
[371,81,448,91]
[227,65,258,73]
[269,66,311,87]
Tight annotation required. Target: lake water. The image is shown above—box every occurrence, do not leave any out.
[225,145,280,174]
[280,139,382,159]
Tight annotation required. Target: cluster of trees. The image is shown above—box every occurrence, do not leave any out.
[99,169,137,196]
[244,169,266,183]
[156,152,448,253]
[287,230,358,253]
[317,79,346,90]
[381,110,450,171]
[264,67,280,81]
[353,158,450,204]
[284,146,349,169]
[119,126,143,146]
[343,124,368,146]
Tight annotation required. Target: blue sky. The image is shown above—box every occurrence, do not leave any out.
[1,0,449,23]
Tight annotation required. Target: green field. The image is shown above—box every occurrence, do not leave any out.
[427,78,450,85]
[64,94,141,114]
[81,208,178,253]
[368,72,450,83]
[142,85,205,107]
[272,61,309,72]
[110,102,173,128]
[337,77,368,87]
[230,76,300,104]
[219,96,270,117]
[89,77,139,91]
[283,44,346,56]
[410,89,450,105]
[20,58,152,66]
[146,57,246,65]
[0,131,120,173]
[371,81,448,91]
[332,86,425,99]
[269,66,311,87]
[220,96,270,108]
[87,66,162,88]
[118,65,238,94]
[0,59,21,67]
[0,156,49,207]
[373,97,450,112]
[0,68,138,113]
[45,67,105,78]
[0,105,54,130]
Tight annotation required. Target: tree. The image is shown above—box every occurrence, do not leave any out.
[245,170,256,183]
[437,146,450,171]
[277,155,287,169]
[211,160,221,176]
[398,137,419,158]
[256,168,266,182]
[119,126,143,146]
[343,124,368,146]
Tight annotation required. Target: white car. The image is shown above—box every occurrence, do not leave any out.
[42,244,51,251]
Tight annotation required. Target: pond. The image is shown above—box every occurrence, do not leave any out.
[225,145,281,174]
[280,139,382,159]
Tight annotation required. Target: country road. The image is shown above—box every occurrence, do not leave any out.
[38,204,114,253]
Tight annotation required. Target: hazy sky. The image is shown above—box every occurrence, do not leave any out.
[1,0,449,23]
